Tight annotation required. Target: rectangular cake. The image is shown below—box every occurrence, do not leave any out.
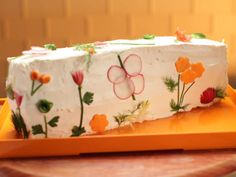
[6,35,228,138]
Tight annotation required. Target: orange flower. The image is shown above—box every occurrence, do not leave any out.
[176,28,191,42]
[191,62,205,78]
[180,69,197,84]
[89,114,109,133]
[39,74,51,84]
[175,57,191,73]
[88,48,95,55]
[30,70,40,80]
[84,47,95,55]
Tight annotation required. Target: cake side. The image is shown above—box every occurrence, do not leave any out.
[6,36,228,138]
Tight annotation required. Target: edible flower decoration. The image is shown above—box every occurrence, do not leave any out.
[89,114,109,133]
[9,89,29,139]
[32,99,60,138]
[164,56,205,112]
[175,28,207,42]
[107,54,145,100]
[14,91,23,108]
[113,100,150,126]
[71,70,94,136]
[30,70,51,96]
[176,28,191,42]
[200,87,225,104]
[74,43,98,71]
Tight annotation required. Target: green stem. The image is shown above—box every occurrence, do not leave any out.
[31,83,43,96]
[177,74,180,105]
[117,54,125,69]
[44,115,48,138]
[180,83,186,105]
[181,82,195,104]
[117,54,136,101]
[31,80,35,96]
[78,86,84,129]
[18,108,29,139]
[132,95,136,101]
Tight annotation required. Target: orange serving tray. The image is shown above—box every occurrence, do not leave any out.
[0,86,236,158]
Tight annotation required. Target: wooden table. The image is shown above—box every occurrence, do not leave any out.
[0,149,236,177]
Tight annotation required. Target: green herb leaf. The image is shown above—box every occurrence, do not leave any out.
[74,43,95,51]
[191,33,206,39]
[48,116,59,127]
[12,111,21,134]
[71,126,86,136]
[114,114,129,126]
[83,92,94,105]
[44,44,57,50]
[36,99,53,113]
[163,77,178,92]
[6,84,14,100]
[216,88,226,98]
[170,99,189,112]
[32,124,44,135]
[12,111,29,138]
[143,34,155,40]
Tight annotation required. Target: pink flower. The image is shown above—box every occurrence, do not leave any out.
[71,71,84,86]
[14,91,23,108]
[107,54,145,100]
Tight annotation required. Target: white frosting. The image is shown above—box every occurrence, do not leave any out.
[6,36,228,138]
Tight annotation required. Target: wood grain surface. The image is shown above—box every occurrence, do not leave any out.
[0,149,236,177]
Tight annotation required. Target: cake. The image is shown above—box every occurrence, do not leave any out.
[6,31,228,139]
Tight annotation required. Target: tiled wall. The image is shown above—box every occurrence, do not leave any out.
[0,0,236,96]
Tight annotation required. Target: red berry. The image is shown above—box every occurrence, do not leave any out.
[200,88,216,104]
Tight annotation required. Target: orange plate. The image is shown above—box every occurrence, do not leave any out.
[1,86,236,158]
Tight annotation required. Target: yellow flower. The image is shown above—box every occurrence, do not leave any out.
[89,114,109,133]
[175,57,191,73]
[191,62,205,78]
[180,69,197,84]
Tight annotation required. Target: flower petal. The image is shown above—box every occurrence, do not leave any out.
[130,74,145,94]
[123,54,142,77]
[107,65,127,84]
[113,77,135,100]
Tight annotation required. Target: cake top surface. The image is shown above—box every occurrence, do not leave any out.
[9,36,226,64]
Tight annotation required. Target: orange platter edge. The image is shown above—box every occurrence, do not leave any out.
[0,85,236,158]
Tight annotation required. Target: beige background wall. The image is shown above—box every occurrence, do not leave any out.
[0,0,236,96]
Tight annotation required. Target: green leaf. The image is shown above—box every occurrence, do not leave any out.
[32,124,44,135]
[83,92,94,105]
[163,77,178,92]
[114,114,129,126]
[12,110,29,138]
[48,116,60,127]
[71,126,86,136]
[216,88,226,98]
[12,111,21,134]
[44,44,57,50]
[74,43,95,51]
[36,99,53,113]
[170,99,189,112]
[191,33,206,39]
[6,84,14,100]
[143,34,155,40]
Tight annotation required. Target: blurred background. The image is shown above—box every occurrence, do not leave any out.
[0,0,236,97]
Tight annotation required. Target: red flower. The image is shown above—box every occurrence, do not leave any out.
[200,88,216,104]
[14,91,23,108]
[71,71,84,86]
